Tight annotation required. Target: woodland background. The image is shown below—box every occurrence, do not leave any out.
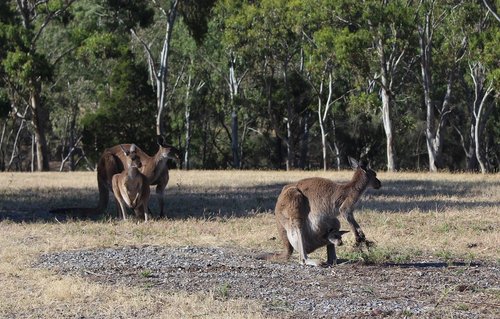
[0,0,499,173]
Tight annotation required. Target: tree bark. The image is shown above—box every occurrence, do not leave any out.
[149,0,179,136]
[184,73,192,170]
[30,84,50,171]
[283,60,295,171]
[469,62,494,173]
[377,36,397,172]
[380,85,396,172]
[228,53,241,169]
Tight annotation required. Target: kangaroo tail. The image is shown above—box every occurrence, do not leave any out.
[255,252,289,261]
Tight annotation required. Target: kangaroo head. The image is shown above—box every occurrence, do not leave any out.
[120,144,142,169]
[330,230,350,246]
[348,157,382,189]
[156,135,182,164]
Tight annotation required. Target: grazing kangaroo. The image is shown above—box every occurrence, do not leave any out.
[112,144,150,221]
[98,136,181,218]
[270,157,381,266]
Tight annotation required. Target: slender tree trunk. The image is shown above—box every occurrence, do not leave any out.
[299,111,309,170]
[0,121,6,171]
[230,109,239,168]
[419,11,440,172]
[330,118,341,171]
[228,53,242,169]
[155,0,178,136]
[30,85,50,171]
[376,34,397,172]
[183,72,192,170]
[283,60,294,171]
[380,86,396,172]
[470,62,494,173]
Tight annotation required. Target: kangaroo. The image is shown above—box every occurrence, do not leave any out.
[50,136,180,219]
[97,136,181,218]
[111,144,150,221]
[270,157,381,266]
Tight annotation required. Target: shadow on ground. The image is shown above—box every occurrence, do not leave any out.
[1,178,498,223]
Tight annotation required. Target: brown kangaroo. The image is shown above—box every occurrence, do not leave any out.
[97,136,181,218]
[50,136,180,218]
[111,144,150,221]
[270,157,381,266]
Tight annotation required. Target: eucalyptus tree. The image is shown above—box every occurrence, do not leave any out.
[222,0,304,170]
[417,0,472,172]
[126,0,215,138]
[333,0,416,172]
[1,0,79,171]
[297,0,349,171]
[458,2,499,173]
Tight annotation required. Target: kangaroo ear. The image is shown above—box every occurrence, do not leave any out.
[358,159,369,170]
[156,135,165,147]
[348,157,359,170]
[119,144,129,155]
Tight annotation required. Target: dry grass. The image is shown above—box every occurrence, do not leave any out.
[0,170,499,318]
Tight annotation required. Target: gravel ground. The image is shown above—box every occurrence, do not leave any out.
[36,245,499,318]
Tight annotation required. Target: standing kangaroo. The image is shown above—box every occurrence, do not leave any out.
[270,157,381,266]
[50,136,180,218]
[112,144,150,221]
[97,136,181,218]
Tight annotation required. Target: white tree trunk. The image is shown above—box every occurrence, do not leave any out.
[317,72,334,171]
[155,0,178,136]
[470,62,494,174]
[184,72,192,170]
[380,86,396,172]
[228,54,241,168]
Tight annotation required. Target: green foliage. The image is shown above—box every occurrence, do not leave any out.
[105,0,154,30]
[81,52,156,160]
[0,0,498,171]
[179,0,217,44]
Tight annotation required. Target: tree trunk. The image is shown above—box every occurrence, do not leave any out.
[155,0,179,136]
[380,86,396,172]
[184,73,192,170]
[469,63,494,174]
[30,86,50,171]
[227,53,242,169]
[230,109,240,168]
[283,60,294,171]
[331,118,341,171]
[299,111,309,170]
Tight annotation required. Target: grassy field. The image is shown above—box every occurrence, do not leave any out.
[0,170,499,318]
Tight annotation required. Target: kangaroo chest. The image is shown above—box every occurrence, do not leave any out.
[141,159,168,185]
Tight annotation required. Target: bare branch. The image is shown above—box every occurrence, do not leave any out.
[32,0,77,47]
[482,0,500,23]
[130,28,158,80]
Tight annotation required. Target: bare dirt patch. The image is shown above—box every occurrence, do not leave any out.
[36,245,499,318]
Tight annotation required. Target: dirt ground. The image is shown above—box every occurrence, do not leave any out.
[37,245,499,318]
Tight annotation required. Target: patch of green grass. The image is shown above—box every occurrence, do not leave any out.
[435,250,454,262]
[401,309,414,317]
[268,299,292,312]
[455,303,469,311]
[340,247,419,264]
[214,282,231,300]
[435,222,458,233]
[140,269,153,278]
